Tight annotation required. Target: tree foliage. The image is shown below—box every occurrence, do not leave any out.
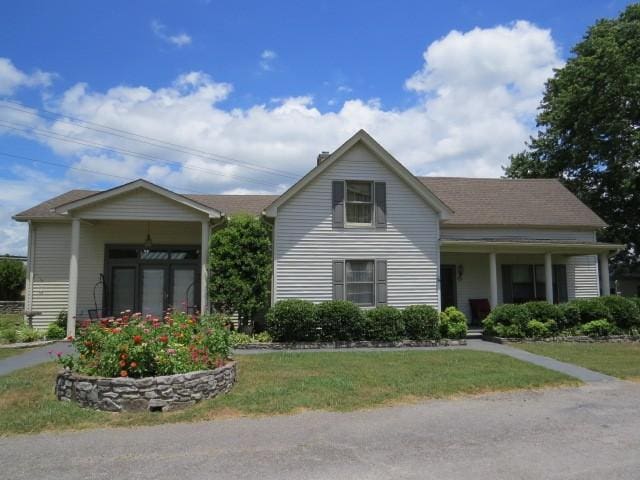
[505,4,640,271]
[208,215,272,331]
[0,258,26,300]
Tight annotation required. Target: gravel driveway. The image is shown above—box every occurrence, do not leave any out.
[1,380,638,480]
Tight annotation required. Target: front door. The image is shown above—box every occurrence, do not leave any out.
[106,246,200,317]
[440,265,457,310]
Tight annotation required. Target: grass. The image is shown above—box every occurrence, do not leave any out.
[0,350,579,436]
[513,342,640,380]
[0,314,25,344]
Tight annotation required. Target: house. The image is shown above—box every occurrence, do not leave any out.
[13,130,623,336]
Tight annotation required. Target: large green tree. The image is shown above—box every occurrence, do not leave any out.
[506,4,640,272]
[0,257,26,300]
[208,215,272,331]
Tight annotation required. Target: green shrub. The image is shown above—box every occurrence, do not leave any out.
[46,323,66,340]
[580,319,615,337]
[253,331,273,343]
[495,323,525,338]
[402,305,440,340]
[486,303,532,329]
[600,296,640,330]
[365,306,404,341]
[55,311,67,329]
[266,299,318,342]
[316,300,365,341]
[0,328,18,343]
[439,306,468,339]
[571,298,611,323]
[524,301,563,323]
[229,330,273,346]
[558,303,581,328]
[525,320,550,338]
[544,319,558,334]
[17,327,43,343]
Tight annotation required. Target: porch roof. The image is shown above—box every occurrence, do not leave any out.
[440,238,624,255]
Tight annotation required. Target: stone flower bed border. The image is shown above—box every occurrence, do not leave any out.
[234,339,466,350]
[55,361,236,412]
[483,334,640,345]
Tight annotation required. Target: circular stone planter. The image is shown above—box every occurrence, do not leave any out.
[55,362,236,412]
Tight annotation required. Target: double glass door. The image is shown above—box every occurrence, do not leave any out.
[107,246,200,317]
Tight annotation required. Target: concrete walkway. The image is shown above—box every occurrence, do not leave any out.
[465,339,618,383]
[0,341,72,376]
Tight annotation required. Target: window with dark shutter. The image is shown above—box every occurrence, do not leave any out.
[374,182,386,228]
[332,181,345,228]
[332,260,345,300]
[375,259,387,306]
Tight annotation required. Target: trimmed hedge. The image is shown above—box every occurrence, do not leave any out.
[402,305,440,340]
[483,296,640,338]
[316,300,365,341]
[266,300,469,342]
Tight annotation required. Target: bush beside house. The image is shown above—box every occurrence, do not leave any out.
[483,296,640,338]
[266,300,468,342]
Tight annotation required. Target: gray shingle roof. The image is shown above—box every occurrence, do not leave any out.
[13,177,606,229]
[419,177,606,228]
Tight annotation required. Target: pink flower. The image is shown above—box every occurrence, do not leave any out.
[166,348,176,356]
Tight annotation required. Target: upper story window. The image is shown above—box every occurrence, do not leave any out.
[345,181,373,226]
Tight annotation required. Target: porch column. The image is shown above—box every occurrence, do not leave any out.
[489,252,498,308]
[599,252,611,296]
[544,253,554,303]
[200,219,210,314]
[67,218,80,337]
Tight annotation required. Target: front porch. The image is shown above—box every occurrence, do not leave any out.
[440,239,622,324]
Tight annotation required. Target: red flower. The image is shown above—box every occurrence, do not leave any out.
[66,335,74,341]
[120,353,128,360]
[119,360,126,367]
[159,335,169,344]
[133,335,142,345]
[130,361,138,368]
[120,370,128,377]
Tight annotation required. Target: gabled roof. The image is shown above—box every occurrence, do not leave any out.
[420,177,607,229]
[51,179,223,219]
[262,129,453,218]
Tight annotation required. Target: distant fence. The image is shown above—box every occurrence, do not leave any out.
[0,301,24,314]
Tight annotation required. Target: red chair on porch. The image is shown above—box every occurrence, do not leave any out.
[469,299,491,325]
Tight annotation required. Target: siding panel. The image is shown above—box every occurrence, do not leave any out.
[441,227,596,242]
[275,143,440,308]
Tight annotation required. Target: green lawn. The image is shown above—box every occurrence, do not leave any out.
[513,343,640,380]
[0,350,578,436]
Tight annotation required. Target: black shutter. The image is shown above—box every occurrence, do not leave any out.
[333,260,345,300]
[376,259,387,306]
[501,265,513,304]
[332,181,344,229]
[374,182,387,229]
[554,265,568,303]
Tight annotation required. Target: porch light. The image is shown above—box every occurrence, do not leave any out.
[143,223,153,252]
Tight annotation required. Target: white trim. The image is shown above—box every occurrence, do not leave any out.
[489,252,498,308]
[25,221,34,314]
[67,218,80,337]
[599,252,611,296]
[53,179,222,219]
[441,239,624,255]
[201,220,210,313]
[263,130,453,219]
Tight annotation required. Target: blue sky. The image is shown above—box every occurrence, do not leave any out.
[0,0,635,254]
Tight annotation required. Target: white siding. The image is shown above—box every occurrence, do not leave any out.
[76,221,202,318]
[274,143,440,308]
[441,227,596,242]
[567,255,600,299]
[30,222,71,328]
[74,188,206,222]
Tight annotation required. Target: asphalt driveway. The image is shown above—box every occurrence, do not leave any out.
[1,380,638,480]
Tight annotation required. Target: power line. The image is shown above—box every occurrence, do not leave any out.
[0,99,299,180]
[0,119,285,189]
[0,151,225,195]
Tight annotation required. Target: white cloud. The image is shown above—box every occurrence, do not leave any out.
[150,20,192,47]
[0,20,563,254]
[259,50,277,71]
[0,58,54,96]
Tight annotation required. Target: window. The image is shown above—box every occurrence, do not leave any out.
[345,181,373,225]
[345,260,375,306]
[502,264,568,304]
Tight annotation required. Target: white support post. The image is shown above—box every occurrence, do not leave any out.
[599,252,611,296]
[201,219,210,314]
[67,218,80,337]
[489,252,498,308]
[544,253,554,303]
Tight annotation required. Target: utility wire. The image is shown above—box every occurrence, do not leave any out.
[0,151,228,196]
[0,119,284,188]
[0,100,299,179]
